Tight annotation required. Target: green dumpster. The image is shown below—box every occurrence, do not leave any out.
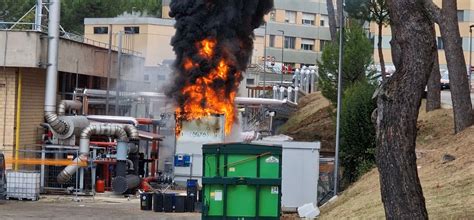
[202,143,282,220]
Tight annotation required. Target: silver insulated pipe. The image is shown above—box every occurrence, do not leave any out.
[44,100,84,136]
[44,0,61,115]
[57,124,130,184]
[57,100,82,116]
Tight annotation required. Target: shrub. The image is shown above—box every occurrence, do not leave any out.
[340,81,377,186]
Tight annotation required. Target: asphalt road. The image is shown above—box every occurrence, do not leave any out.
[0,195,201,220]
[440,90,474,107]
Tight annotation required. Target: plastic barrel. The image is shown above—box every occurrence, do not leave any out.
[163,193,174,212]
[140,192,153,211]
[175,196,186,213]
[153,192,164,212]
[185,196,195,212]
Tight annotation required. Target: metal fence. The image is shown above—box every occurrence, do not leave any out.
[0,145,100,198]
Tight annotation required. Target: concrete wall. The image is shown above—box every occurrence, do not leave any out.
[0,30,145,82]
[0,31,42,68]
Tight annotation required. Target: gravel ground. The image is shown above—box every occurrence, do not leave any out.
[0,194,201,220]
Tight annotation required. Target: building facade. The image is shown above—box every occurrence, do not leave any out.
[0,30,145,155]
[87,0,333,70]
[370,0,474,72]
[258,0,332,69]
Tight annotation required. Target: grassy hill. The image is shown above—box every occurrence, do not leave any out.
[278,92,335,153]
[320,105,474,219]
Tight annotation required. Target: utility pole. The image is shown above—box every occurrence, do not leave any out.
[263,22,267,97]
[115,31,123,116]
[106,24,112,115]
[334,0,345,197]
[277,30,285,85]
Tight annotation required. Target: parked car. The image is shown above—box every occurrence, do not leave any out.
[440,72,450,90]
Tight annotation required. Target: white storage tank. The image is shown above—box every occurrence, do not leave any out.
[6,171,41,201]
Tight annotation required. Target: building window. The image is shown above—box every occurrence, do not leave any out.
[285,11,296,24]
[320,15,328,27]
[124,26,140,34]
[157,74,166,80]
[284,36,296,49]
[301,38,315,51]
[270,10,276,21]
[437,37,444,50]
[93,26,108,34]
[457,10,464,21]
[144,74,150,81]
[320,40,329,51]
[269,35,275,47]
[302,13,315,25]
[246,78,255,85]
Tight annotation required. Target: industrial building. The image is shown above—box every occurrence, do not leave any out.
[84,0,332,93]
[162,0,333,69]
[0,30,145,157]
[0,1,328,219]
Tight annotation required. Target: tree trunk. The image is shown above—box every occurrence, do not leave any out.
[427,51,441,111]
[439,0,473,133]
[376,0,431,218]
[327,0,338,41]
[377,22,386,81]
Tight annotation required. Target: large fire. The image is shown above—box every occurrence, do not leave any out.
[175,39,240,136]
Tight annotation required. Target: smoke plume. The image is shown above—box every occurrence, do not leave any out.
[166,0,274,135]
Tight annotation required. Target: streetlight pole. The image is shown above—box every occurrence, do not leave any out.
[278,30,285,85]
[115,31,123,116]
[334,0,345,197]
[469,25,473,91]
[263,22,268,97]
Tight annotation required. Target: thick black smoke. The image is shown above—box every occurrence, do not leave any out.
[166,0,274,112]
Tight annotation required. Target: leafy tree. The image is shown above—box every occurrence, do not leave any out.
[340,81,376,186]
[0,0,162,33]
[0,0,36,26]
[317,23,374,104]
[346,0,389,80]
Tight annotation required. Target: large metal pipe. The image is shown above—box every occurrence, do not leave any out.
[45,100,85,136]
[86,115,139,126]
[112,174,140,194]
[57,124,129,184]
[57,100,82,116]
[120,124,139,140]
[44,0,61,114]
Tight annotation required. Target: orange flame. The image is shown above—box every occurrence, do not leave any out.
[199,39,216,58]
[176,39,240,136]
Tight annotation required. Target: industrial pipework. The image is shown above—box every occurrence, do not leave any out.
[44,100,84,136]
[57,124,135,184]
[44,0,60,115]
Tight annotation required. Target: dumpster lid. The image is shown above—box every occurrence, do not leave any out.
[202,142,282,155]
[253,140,320,151]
